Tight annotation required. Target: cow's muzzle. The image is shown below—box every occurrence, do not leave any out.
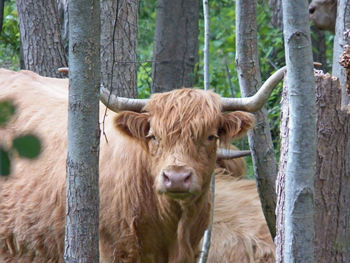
[161,165,194,194]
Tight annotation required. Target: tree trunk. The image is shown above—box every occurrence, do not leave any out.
[275,78,289,263]
[57,0,69,58]
[101,0,138,98]
[0,0,4,35]
[276,71,350,262]
[281,0,317,262]
[151,0,199,93]
[332,0,350,110]
[16,0,67,77]
[311,26,328,72]
[64,0,100,262]
[314,71,350,262]
[268,0,283,31]
[235,0,277,238]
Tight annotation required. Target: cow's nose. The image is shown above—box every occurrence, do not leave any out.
[309,6,316,14]
[162,166,193,192]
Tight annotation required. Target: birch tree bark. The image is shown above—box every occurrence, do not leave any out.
[332,0,350,110]
[101,0,138,98]
[281,0,316,262]
[16,0,67,77]
[64,0,100,262]
[151,0,199,93]
[235,0,277,238]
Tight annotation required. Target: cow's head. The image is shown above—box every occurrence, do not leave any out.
[114,89,254,201]
[100,66,285,202]
[309,0,336,33]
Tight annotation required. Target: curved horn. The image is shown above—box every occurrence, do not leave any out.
[216,148,251,160]
[57,67,148,112]
[100,85,148,112]
[221,66,286,112]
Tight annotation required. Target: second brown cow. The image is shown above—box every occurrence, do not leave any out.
[309,0,337,33]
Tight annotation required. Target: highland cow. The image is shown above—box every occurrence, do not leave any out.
[0,68,282,262]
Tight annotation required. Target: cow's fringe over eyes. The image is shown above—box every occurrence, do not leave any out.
[145,89,222,142]
[144,88,254,145]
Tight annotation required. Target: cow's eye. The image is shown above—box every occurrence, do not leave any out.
[208,135,218,141]
[147,135,156,140]
[146,134,159,143]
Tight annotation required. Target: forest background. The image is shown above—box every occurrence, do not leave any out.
[0,0,334,175]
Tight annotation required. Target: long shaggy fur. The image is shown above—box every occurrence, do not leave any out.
[0,69,255,263]
[210,154,275,263]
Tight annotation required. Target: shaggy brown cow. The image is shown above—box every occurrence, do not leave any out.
[0,66,285,262]
[0,68,258,263]
[309,0,337,33]
[209,163,275,262]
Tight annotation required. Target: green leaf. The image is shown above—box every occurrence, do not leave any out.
[0,100,16,127]
[12,134,41,159]
[0,148,11,176]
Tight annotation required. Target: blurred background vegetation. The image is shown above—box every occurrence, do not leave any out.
[0,0,19,70]
[0,100,41,176]
[0,0,334,176]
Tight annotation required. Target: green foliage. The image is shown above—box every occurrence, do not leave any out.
[12,135,41,159]
[196,1,286,163]
[0,100,16,127]
[135,0,335,170]
[324,32,334,64]
[0,147,10,176]
[197,0,238,98]
[137,62,152,98]
[137,0,156,97]
[0,0,335,176]
[0,100,41,176]
[0,0,20,70]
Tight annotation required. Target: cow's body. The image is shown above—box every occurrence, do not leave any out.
[0,69,254,263]
[210,170,275,263]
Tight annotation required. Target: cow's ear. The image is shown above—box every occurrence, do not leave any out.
[114,111,150,140]
[218,111,255,143]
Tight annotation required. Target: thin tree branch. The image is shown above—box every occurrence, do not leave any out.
[198,1,212,262]
[198,172,215,263]
[224,58,235,97]
[203,0,210,91]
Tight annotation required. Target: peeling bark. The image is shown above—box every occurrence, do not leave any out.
[314,71,350,262]
[332,0,350,110]
[276,71,350,262]
[339,32,350,98]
